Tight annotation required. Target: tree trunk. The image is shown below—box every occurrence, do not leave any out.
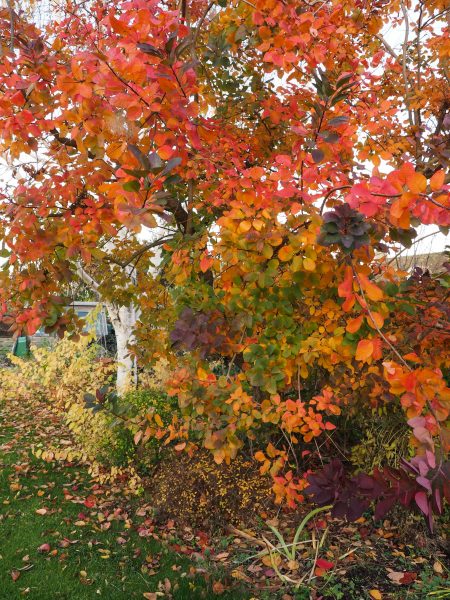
[105,303,138,396]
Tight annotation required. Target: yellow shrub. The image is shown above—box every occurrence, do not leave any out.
[0,335,131,467]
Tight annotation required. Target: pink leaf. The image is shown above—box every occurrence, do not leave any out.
[415,491,429,516]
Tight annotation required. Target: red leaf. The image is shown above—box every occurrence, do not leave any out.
[83,496,96,508]
[316,558,334,570]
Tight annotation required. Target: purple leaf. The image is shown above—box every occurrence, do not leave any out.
[312,148,324,163]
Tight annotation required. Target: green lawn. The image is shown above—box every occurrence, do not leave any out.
[0,402,248,600]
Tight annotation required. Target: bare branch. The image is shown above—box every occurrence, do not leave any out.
[400,0,414,127]
[76,265,100,294]
[6,0,15,51]
[106,236,173,269]
[374,34,399,61]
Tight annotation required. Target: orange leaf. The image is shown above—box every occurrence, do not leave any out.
[346,315,364,333]
[369,591,382,600]
[407,172,427,194]
[430,170,445,192]
[238,220,252,233]
[355,339,374,362]
[109,14,132,36]
[359,273,383,302]
[278,245,295,261]
[338,266,354,298]
[200,255,213,272]
[158,145,173,160]
[367,311,384,329]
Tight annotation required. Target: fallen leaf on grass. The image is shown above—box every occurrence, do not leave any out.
[79,570,93,585]
[231,568,253,582]
[37,543,50,553]
[387,569,417,585]
[11,570,20,582]
[212,581,226,595]
[433,560,444,574]
[143,594,157,600]
[262,553,281,567]
[369,591,382,600]
[213,552,229,561]
[35,508,47,515]
[83,496,96,508]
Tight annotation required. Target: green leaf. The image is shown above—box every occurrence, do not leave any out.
[122,180,140,192]
[384,282,399,296]
[399,302,416,315]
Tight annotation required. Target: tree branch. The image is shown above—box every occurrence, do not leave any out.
[400,0,414,127]
[6,0,15,51]
[76,265,100,294]
[105,236,173,269]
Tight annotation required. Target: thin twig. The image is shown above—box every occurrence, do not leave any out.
[400,0,414,127]
[6,0,15,51]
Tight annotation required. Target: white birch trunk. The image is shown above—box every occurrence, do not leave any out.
[105,303,138,396]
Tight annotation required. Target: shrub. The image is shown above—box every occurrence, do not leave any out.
[350,408,412,472]
[0,335,135,468]
[306,457,450,531]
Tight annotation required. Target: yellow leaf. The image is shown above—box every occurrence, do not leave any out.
[303,257,316,271]
[355,339,374,362]
[278,245,294,262]
[238,220,252,233]
[369,591,382,600]
[197,367,208,380]
[291,255,303,272]
[154,414,163,427]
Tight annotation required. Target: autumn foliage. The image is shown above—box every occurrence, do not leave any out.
[0,0,449,524]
